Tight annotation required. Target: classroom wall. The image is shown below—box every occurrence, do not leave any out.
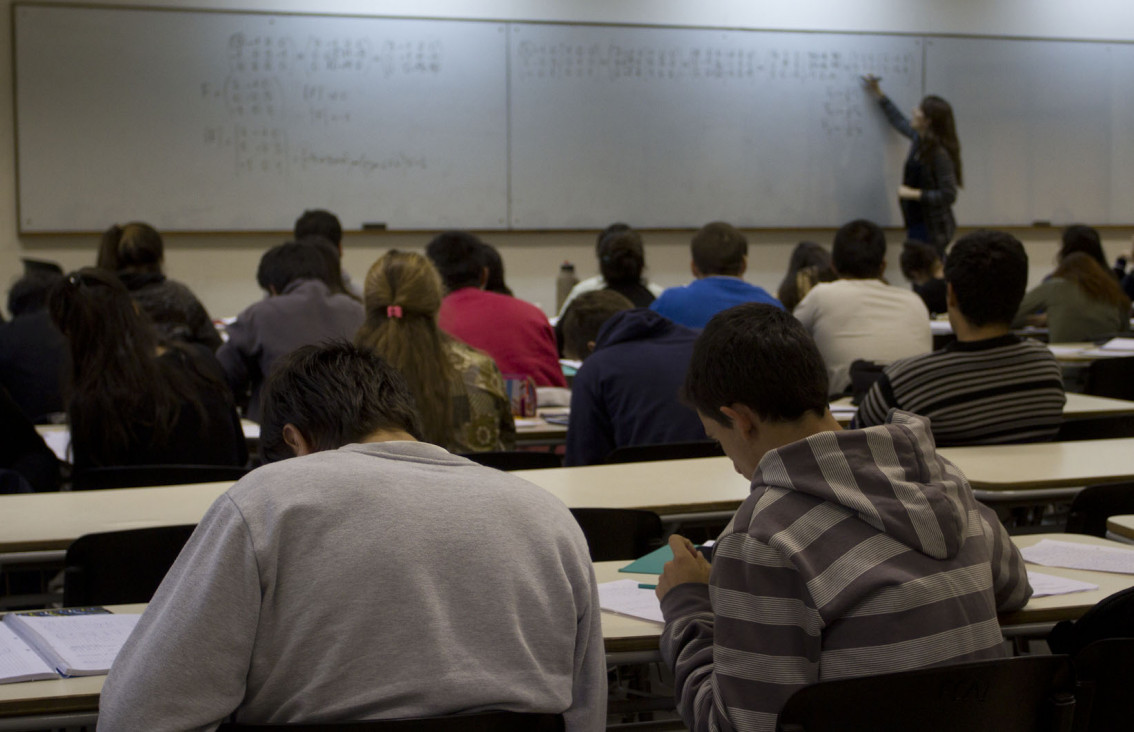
[3,0,1133,317]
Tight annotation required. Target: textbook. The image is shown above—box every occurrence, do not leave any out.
[0,608,140,684]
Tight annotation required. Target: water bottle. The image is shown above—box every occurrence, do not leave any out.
[556,261,578,313]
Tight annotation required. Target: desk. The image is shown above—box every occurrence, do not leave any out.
[35,422,263,464]
[827,392,1134,427]
[1106,515,1134,542]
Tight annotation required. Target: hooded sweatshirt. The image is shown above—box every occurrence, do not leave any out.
[659,410,1032,732]
[565,309,705,465]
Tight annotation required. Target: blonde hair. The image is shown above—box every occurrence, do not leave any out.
[355,251,458,446]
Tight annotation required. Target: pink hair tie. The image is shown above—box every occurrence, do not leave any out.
[386,305,403,319]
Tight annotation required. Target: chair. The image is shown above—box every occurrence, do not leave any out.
[776,655,1076,732]
[1056,416,1134,441]
[71,464,249,491]
[604,441,723,464]
[569,508,664,561]
[63,525,196,606]
[1082,356,1134,401]
[459,451,562,471]
[216,711,565,731]
[1066,638,1134,732]
[1048,586,1134,655]
[1063,482,1134,537]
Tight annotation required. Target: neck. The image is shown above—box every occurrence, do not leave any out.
[949,311,1011,342]
[359,428,419,444]
[766,409,843,447]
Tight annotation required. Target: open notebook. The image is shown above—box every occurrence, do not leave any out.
[0,608,140,684]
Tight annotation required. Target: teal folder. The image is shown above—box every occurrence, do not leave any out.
[618,545,672,575]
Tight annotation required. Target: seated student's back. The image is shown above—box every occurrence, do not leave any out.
[0,271,69,422]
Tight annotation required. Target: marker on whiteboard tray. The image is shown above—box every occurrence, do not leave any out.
[362,222,387,231]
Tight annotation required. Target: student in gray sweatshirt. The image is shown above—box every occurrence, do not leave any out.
[656,304,1032,732]
[99,342,605,731]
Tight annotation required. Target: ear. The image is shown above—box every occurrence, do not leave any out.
[720,403,759,438]
[738,255,748,277]
[690,260,703,279]
[946,281,958,309]
[879,260,887,277]
[479,267,489,289]
[282,423,313,457]
[586,340,597,355]
[268,285,279,297]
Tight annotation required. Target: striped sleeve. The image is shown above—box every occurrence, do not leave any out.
[659,534,821,732]
[977,502,1033,610]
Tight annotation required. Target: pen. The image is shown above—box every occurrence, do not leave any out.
[638,583,657,590]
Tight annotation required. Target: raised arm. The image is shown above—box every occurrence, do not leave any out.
[864,75,916,140]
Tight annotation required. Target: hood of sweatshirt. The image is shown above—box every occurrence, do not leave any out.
[751,410,970,561]
[594,308,694,350]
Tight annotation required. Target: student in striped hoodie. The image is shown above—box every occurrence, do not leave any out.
[656,303,1032,732]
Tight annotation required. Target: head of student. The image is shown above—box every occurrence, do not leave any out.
[899,240,942,285]
[96,222,164,274]
[1053,251,1131,312]
[259,341,424,463]
[480,242,513,296]
[559,290,635,361]
[256,241,335,295]
[944,230,1028,329]
[425,230,488,293]
[1058,224,1108,271]
[691,222,747,278]
[8,270,63,317]
[599,230,647,288]
[294,209,343,251]
[832,219,887,279]
[683,303,829,479]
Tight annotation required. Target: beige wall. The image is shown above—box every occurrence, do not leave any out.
[4,0,1133,317]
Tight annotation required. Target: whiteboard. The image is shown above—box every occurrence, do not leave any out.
[926,37,1134,226]
[14,5,509,231]
[509,25,922,228]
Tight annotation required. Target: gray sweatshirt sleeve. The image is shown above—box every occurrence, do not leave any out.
[564,563,608,732]
[98,495,261,732]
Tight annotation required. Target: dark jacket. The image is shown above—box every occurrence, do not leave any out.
[880,96,958,254]
[565,309,705,466]
[0,309,69,422]
[118,272,222,352]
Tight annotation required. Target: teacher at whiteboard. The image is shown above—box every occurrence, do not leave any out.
[864,75,962,256]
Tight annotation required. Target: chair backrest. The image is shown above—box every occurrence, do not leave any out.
[1048,585,1134,655]
[216,711,565,731]
[603,441,723,464]
[1083,356,1134,401]
[63,524,197,606]
[569,508,664,561]
[71,464,249,491]
[1063,482,1134,537]
[777,655,1076,732]
[459,451,562,471]
[1068,638,1134,732]
[1055,416,1134,441]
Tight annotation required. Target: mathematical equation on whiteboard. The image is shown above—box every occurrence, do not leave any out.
[515,41,916,138]
[198,33,441,175]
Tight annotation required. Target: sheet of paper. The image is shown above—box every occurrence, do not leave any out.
[1098,337,1134,352]
[40,431,70,462]
[1074,349,1134,359]
[0,624,57,684]
[1026,570,1099,598]
[1047,345,1088,358]
[599,580,664,624]
[7,614,141,676]
[1021,539,1134,575]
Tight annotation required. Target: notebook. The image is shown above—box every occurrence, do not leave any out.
[0,608,140,684]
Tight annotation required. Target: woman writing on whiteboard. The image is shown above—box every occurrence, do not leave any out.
[863,75,962,255]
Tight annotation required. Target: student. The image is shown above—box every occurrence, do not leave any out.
[650,222,782,328]
[97,222,221,351]
[794,219,932,395]
[598,230,656,307]
[560,291,704,466]
[355,251,515,453]
[217,242,365,421]
[864,76,962,255]
[481,242,514,296]
[0,385,59,493]
[294,208,363,298]
[1058,224,1110,274]
[1014,252,1131,343]
[775,241,835,313]
[855,230,1066,445]
[428,231,566,387]
[99,342,605,730]
[47,269,246,471]
[557,223,664,317]
[0,271,68,422]
[900,240,948,315]
[656,303,1032,732]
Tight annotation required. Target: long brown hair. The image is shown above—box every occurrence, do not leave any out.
[1054,252,1131,311]
[918,95,963,187]
[96,222,164,274]
[355,251,459,447]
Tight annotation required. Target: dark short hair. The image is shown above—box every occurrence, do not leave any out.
[599,230,646,287]
[899,241,941,280]
[294,209,343,248]
[559,290,634,360]
[596,223,632,257]
[8,271,63,316]
[1059,224,1107,271]
[944,230,1028,327]
[684,303,828,426]
[425,231,487,292]
[832,219,887,278]
[259,341,424,463]
[691,222,747,276]
[256,242,334,294]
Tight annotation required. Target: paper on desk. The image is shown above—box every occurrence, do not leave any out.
[1021,539,1134,575]
[598,580,664,624]
[1047,345,1088,358]
[1097,337,1134,352]
[1026,570,1099,598]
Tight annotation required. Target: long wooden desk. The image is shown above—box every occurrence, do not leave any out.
[4,533,1132,728]
[937,438,1134,496]
[1106,515,1134,542]
[829,392,1134,427]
